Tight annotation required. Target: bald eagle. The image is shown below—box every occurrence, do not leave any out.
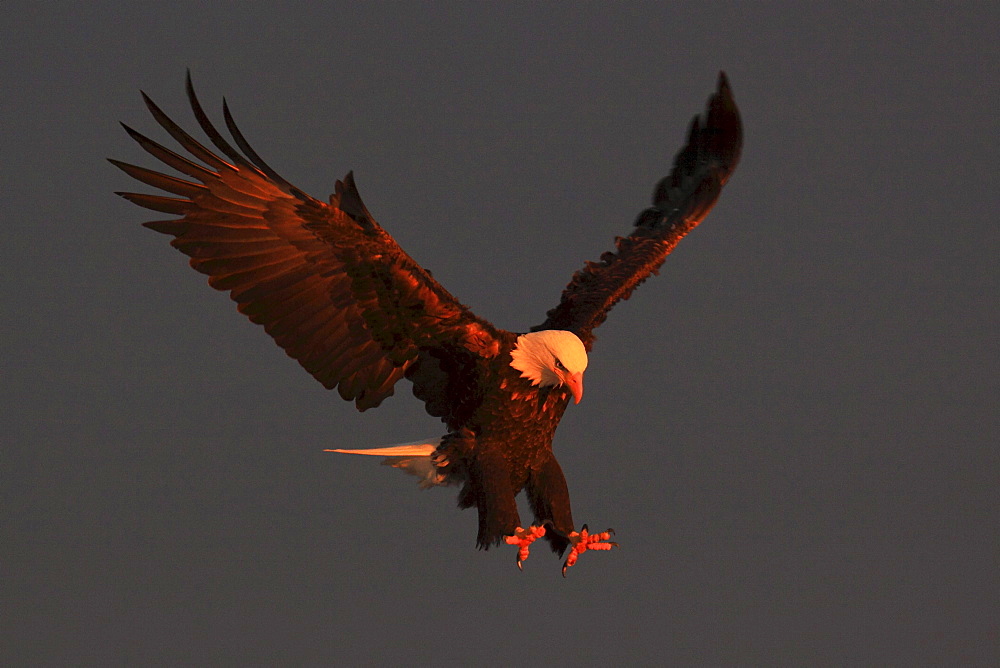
[111,71,742,574]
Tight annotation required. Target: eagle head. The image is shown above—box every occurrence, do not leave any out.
[509,330,588,404]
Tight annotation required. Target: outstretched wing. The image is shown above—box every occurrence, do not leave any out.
[533,72,742,348]
[112,73,501,410]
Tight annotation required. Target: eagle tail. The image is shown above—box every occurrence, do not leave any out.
[325,439,449,489]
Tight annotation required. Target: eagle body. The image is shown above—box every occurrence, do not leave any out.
[398,329,582,552]
[112,72,742,573]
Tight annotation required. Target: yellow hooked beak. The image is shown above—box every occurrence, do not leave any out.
[564,371,584,404]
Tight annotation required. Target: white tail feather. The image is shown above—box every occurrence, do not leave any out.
[326,443,437,457]
[325,438,448,489]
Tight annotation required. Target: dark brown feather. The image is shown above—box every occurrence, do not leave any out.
[107,160,207,198]
[120,123,217,181]
[526,451,574,554]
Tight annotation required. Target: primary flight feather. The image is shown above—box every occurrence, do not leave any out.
[112,71,742,574]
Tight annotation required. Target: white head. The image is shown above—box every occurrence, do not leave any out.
[509,330,588,404]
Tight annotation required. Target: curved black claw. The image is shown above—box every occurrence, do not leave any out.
[505,525,546,571]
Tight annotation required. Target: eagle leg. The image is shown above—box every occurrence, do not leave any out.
[561,525,618,577]
[504,525,547,570]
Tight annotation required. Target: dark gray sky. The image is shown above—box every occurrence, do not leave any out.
[4,2,997,664]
